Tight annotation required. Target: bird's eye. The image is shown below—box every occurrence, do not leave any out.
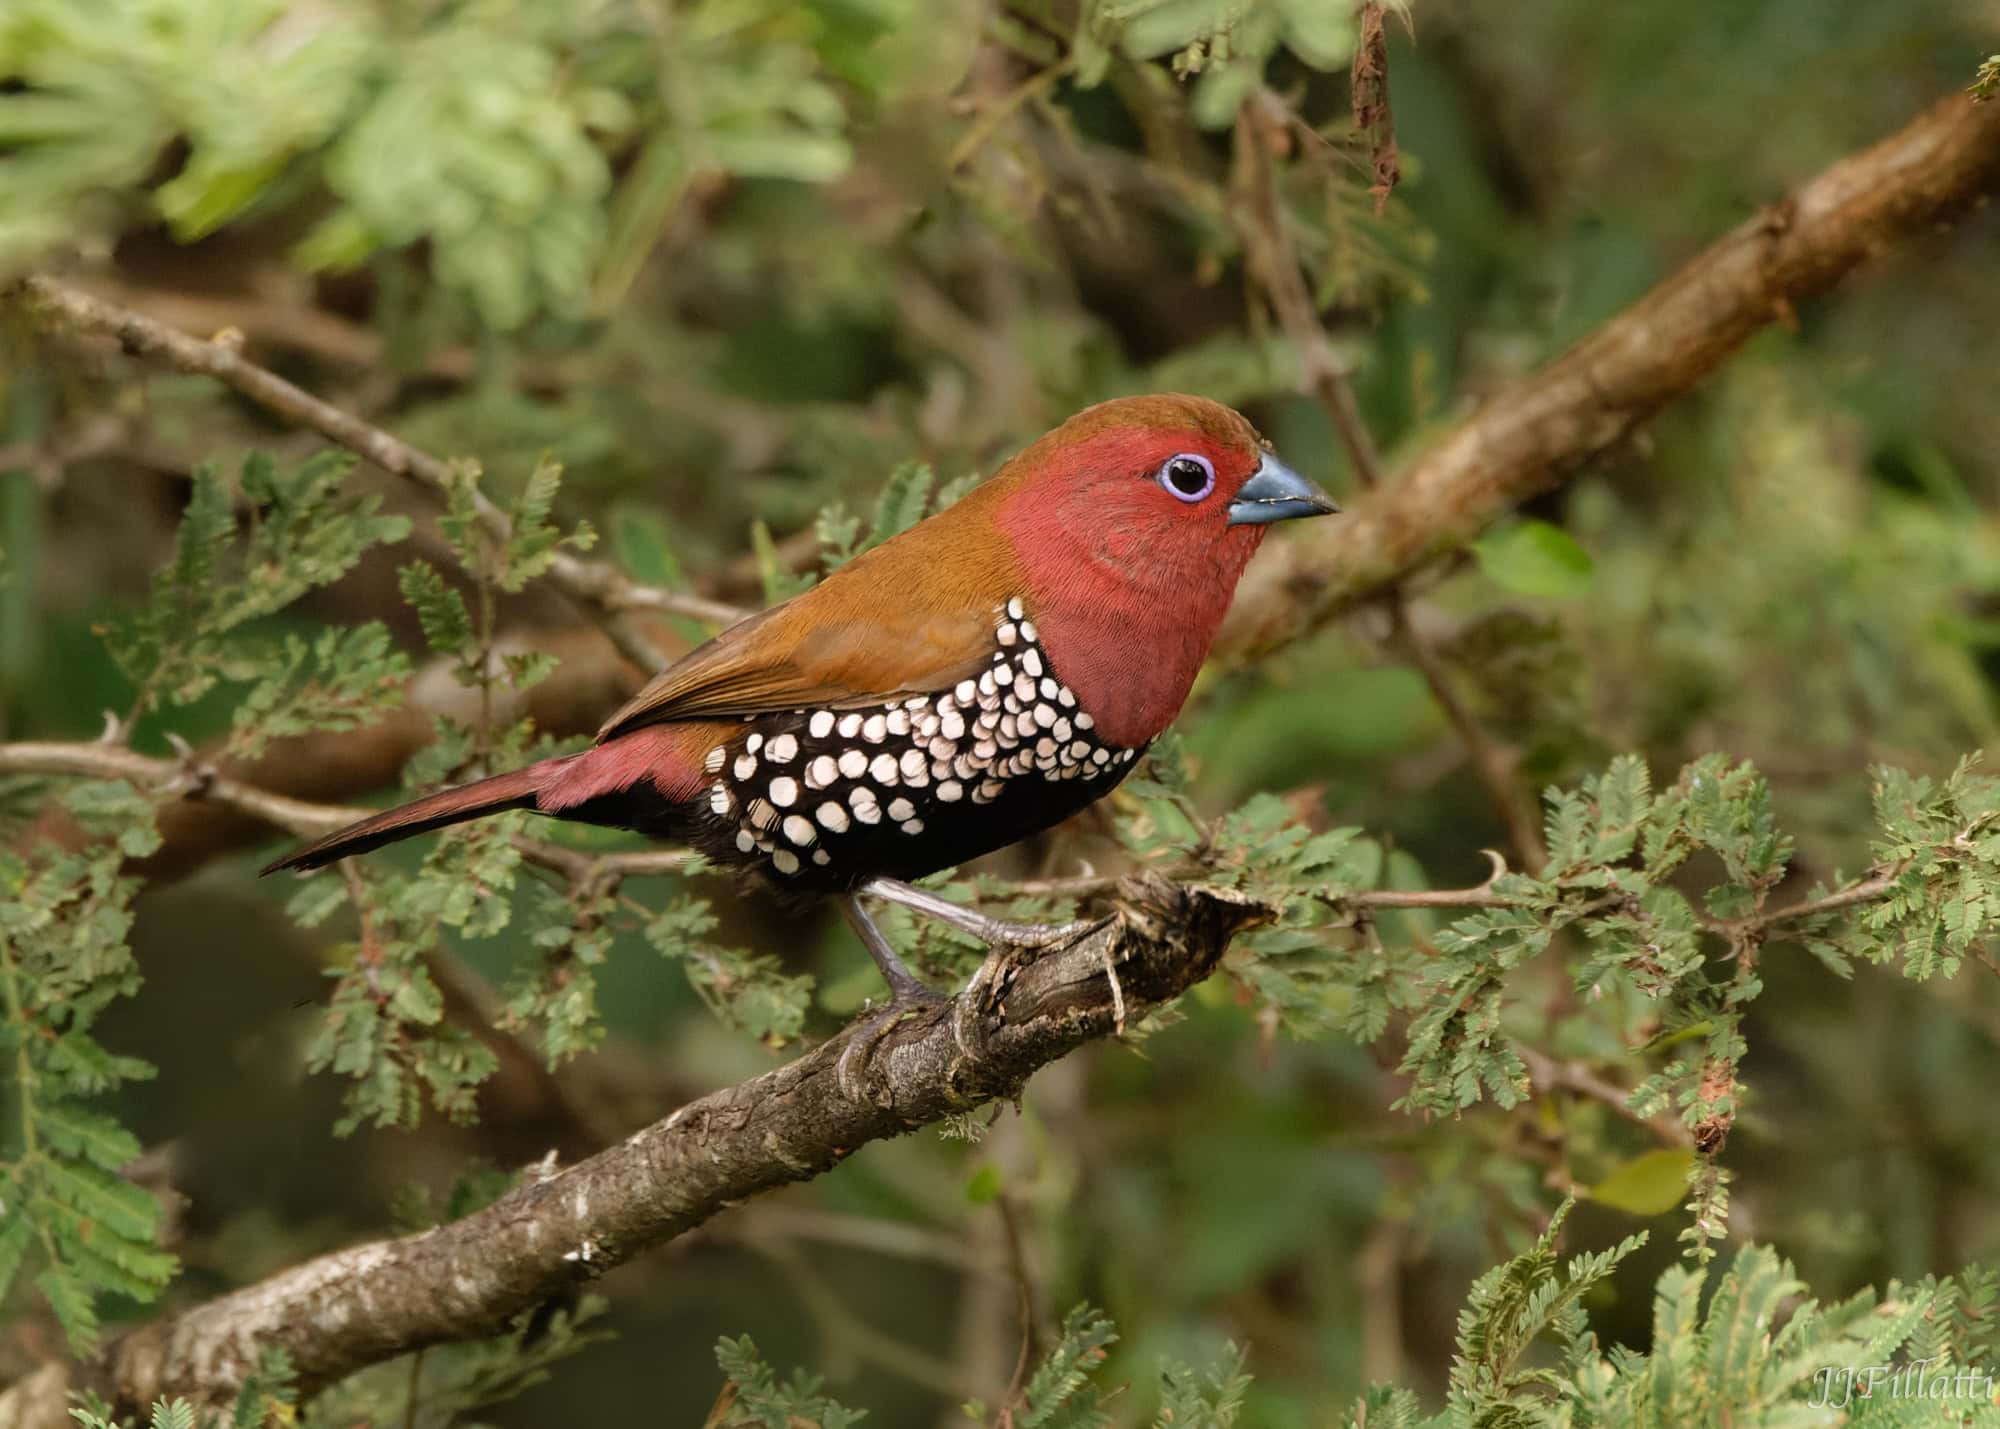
[1157,453,1215,503]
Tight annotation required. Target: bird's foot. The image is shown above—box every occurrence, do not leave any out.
[833,887,1097,1101]
[837,896,949,1102]
[835,980,948,1103]
[860,876,1091,951]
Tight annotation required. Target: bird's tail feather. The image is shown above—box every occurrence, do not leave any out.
[259,762,555,875]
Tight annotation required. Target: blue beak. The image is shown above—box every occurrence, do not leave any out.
[1226,453,1341,527]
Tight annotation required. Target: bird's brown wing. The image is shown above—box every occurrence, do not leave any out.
[595,581,1001,743]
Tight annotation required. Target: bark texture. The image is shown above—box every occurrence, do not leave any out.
[1219,92,2000,653]
[0,881,1269,1420]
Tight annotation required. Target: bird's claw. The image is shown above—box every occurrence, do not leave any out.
[998,918,1092,950]
[836,982,947,1103]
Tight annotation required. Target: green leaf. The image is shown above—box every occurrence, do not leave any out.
[1021,1304,1118,1428]
[398,562,475,659]
[610,505,690,590]
[867,461,935,548]
[1589,1148,1696,1217]
[1473,519,1595,599]
[148,1400,197,1429]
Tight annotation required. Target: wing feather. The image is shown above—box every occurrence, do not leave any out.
[595,547,1012,742]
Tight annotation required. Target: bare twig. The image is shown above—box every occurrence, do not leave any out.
[994,1191,1041,1426]
[1,740,368,839]
[1708,863,1906,936]
[1514,1043,1691,1147]
[1230,91,1386,491]
[1386,600,1548,870]
[1351,2,1402,214]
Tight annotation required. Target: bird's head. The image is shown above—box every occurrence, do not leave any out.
[988,393,1337,598]
[976,394,1338,744]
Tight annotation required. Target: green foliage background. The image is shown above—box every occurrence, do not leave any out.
[5,0,2000,1423]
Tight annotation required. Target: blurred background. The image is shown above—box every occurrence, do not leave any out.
[5,0,2000,1422]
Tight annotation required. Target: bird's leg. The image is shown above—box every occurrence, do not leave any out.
[861,877,1090,948]
[842,895,945,1005]
[837,895,945,1101]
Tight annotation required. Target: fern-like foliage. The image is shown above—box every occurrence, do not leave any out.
[711,1333,869,1429]
[1153,1341,1253,1427]
[1974,54,2000,100]
[1444,1198,1648,1421]
[1017,1303,1119,1428]
[0,783,172,1353]
[101,451,411,748]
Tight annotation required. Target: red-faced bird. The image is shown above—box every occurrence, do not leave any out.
[263,394,1336,1010]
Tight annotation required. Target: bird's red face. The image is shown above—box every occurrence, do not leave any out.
[991,395,1335,589]
[987,394,1337,745]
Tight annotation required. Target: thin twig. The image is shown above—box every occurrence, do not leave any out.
[0,740,694,888]
[1388,599,1549,871]
[1231,91,1386,491]
[1515,1043,1692,1147]
[1232,89,1548,870]
[948,55,1075,171]
[995,1192,1041,1424]
[1709,864,1906,935]
[0,275,750,668]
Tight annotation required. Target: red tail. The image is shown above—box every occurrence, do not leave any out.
[259,763,552,875]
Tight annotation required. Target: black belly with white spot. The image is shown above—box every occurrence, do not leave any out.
[692,598,1140,892]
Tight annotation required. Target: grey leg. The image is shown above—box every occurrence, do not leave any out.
[841,895,943,1004]
[837,895,945,1100]
[861,877,1089,947]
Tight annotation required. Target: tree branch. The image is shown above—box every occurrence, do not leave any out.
[1231,87,1549,869]
[0,275,751,670]
[1220,91,2000,654]
[0,878,1271,1419]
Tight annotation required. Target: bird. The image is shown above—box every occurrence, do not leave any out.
[263,394,1336,1019]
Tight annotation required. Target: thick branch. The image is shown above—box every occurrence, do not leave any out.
[1220,92,2000,654]
[7,879,1269,1416]
[0,275,750,669]
[1232,88,1549,869]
